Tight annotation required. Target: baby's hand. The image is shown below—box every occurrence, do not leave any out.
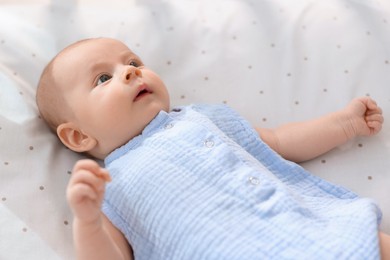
[67,159,111,224]
[343,97,383,138]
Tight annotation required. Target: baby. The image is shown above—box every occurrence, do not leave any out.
[36,37,389,259]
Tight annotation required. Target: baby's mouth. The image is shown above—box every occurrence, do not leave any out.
[134,85,152,101]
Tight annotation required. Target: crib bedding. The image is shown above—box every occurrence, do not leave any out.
[0,0,389,259]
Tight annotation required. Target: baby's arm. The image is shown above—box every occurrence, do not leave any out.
[67,159,133,260]
[257,97,383,163]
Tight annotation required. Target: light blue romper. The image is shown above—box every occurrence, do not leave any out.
[102,104,382,260]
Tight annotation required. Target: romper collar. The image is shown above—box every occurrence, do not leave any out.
[104,108,184,165]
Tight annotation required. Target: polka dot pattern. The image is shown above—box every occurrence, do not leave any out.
[0,0,390,258]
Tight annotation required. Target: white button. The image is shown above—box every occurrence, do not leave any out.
[204,140,214,148]
[248,176,260,185]
[164,123,173,129]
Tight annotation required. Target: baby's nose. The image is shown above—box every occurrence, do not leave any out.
[123,66,142,82]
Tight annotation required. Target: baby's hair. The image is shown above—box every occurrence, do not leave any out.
[36,38,94,133]
[36,58,65,132]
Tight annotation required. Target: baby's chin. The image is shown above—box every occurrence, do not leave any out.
[149,100,170,115]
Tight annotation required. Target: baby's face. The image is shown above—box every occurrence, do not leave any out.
[55,38,170,157]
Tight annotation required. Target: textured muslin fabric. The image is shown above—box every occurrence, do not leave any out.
[102,104,382,260]
[1,0,390,258]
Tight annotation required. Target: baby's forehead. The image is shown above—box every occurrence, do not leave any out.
[56,38,138,67]
[66,38,133,56]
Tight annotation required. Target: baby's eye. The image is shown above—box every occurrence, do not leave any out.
[129,61,140,67]
[97,74,112,85]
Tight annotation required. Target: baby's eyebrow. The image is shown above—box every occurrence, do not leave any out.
[120,50,143,63]
[87,50,143,75]
[88,61,108,75]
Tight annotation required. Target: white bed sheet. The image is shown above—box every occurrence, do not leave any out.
[0,0,389,258]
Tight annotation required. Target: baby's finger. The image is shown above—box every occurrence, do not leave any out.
[95,168,112,182]
[363,97,378,110]
[68,182,99,202]
[69,169,107,194]
[366,97,377,107]
[72,159,111,183]
[366,106,383,116]
[367,121,382,135]
[365,114,384,124]
[73,159,102,174]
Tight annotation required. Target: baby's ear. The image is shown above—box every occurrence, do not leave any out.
[57,122,97,152]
